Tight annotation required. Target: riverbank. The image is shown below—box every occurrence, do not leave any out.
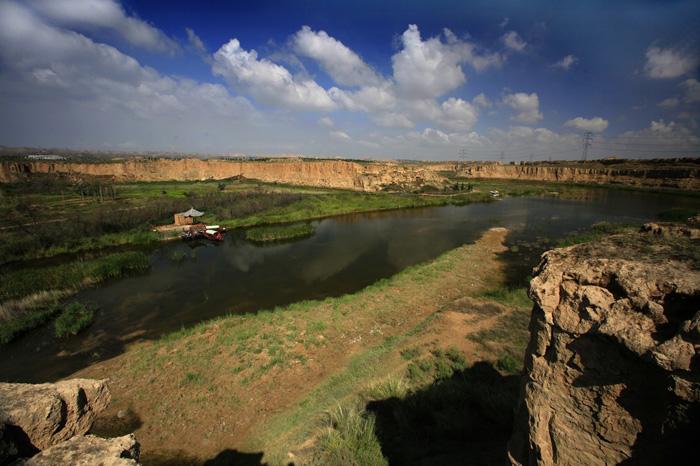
[74,227,529,464]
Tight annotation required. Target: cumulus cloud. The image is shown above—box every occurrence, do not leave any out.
[502,92,543,123]
[644,46,698,79]
[27,0,178,54]
[392,24,502,99]
[0,1,255,150]
[329,85,396,112]
[552,54,577,71]
[564,116,609,133]
[472,93,492,108]
[501,31,526,52]
[213,38,336,111]
[292,26,382,87]
[438,98,478,131]
[681,78,700,103]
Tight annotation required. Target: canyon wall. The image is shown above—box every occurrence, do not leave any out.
[430,161,700,190]
[0,158,444,191]
[2,158,698,190]
[509,228,700,465]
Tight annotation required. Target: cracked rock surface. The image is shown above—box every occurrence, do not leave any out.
[509,230,700,466]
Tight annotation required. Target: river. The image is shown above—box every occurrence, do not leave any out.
[1,188,697,382]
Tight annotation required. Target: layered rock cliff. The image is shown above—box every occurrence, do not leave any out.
[2,158,697,191]
[432,161,700,190]
[0,378,140,465]
[0,158,445,192]
[509,228,700,465]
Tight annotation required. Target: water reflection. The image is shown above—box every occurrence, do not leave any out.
[1,189,698,382]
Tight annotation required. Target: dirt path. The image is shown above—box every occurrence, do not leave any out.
[75,227,522,464]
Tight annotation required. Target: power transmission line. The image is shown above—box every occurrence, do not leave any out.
[581,131,593,161]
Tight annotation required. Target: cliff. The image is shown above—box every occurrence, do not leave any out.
[430,160,700,190]
[2,158,698,191]
[509,227,700,465]
[0,158,445,192]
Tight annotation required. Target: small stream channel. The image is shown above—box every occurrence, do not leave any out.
[1,188,697,382]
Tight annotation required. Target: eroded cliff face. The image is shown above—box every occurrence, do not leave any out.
[509,229,700,466]
[0,158,445,191]
[431,162,700,190]
[2,158,697,190]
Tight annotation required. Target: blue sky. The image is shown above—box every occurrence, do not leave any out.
[0,0,698,160]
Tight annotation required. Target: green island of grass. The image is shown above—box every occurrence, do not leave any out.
[245,223,315,242]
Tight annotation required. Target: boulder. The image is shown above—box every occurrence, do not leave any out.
[22,434,139,465]
[509,232,700,466]
[0,379,110,460]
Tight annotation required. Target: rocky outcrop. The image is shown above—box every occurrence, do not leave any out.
[0,158,446,192]
[431,161,700,190]
[0,378,141,465]
[2,158,697,191]
[23,434,139,466]
[509,230,700,465]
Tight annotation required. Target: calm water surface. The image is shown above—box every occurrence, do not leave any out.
[1,189,697,382]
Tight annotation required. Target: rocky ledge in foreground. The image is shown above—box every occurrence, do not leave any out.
[0,378,140,465]
[509,227,699,466]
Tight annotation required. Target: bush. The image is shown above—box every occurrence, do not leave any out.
[54,302,95,338]
[495,354,520,374]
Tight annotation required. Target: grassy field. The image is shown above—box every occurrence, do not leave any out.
[77,227,531,465]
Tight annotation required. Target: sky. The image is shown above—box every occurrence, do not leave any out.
[0,0,699,161]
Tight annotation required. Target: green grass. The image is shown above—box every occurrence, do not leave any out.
[0,251,150,302]
[245,223,315,242]
[557,221,635,247]
[54,302,95,338]
[312,404,388,466]
[0,306,60,345]
[477,286,532,309]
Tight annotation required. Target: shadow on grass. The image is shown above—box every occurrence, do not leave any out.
[367,361,520,466]
[144,449,271,466]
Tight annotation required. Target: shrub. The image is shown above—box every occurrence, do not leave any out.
[495,354,520,374]
[313,404,388,466]
[54,302,95,338]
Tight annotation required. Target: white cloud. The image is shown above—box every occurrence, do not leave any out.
[392,24,502,99]
[564,116,609,133]
[499,18,509,29]
[213,38,336,111]
[186,27,206,55]
[472,93,492,108]
[438,98,478,131]
[552,54,577,71]
[0,1,256,151]
[501,31,526,52]
[329,85,396,112]
[330,130,351,140]
[657,97,680,109]
[318,116,334,128]
[644,46,698,79]
[28,0,178,54]
[681,78,700,103]
[502,92,543,123]
[371,112,414,128]
[292,26,382,87]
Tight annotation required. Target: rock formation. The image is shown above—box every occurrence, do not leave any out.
[0,378,141,465]
[509,229,700,465]
[2,157,698,190]
[23,434,139,466]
